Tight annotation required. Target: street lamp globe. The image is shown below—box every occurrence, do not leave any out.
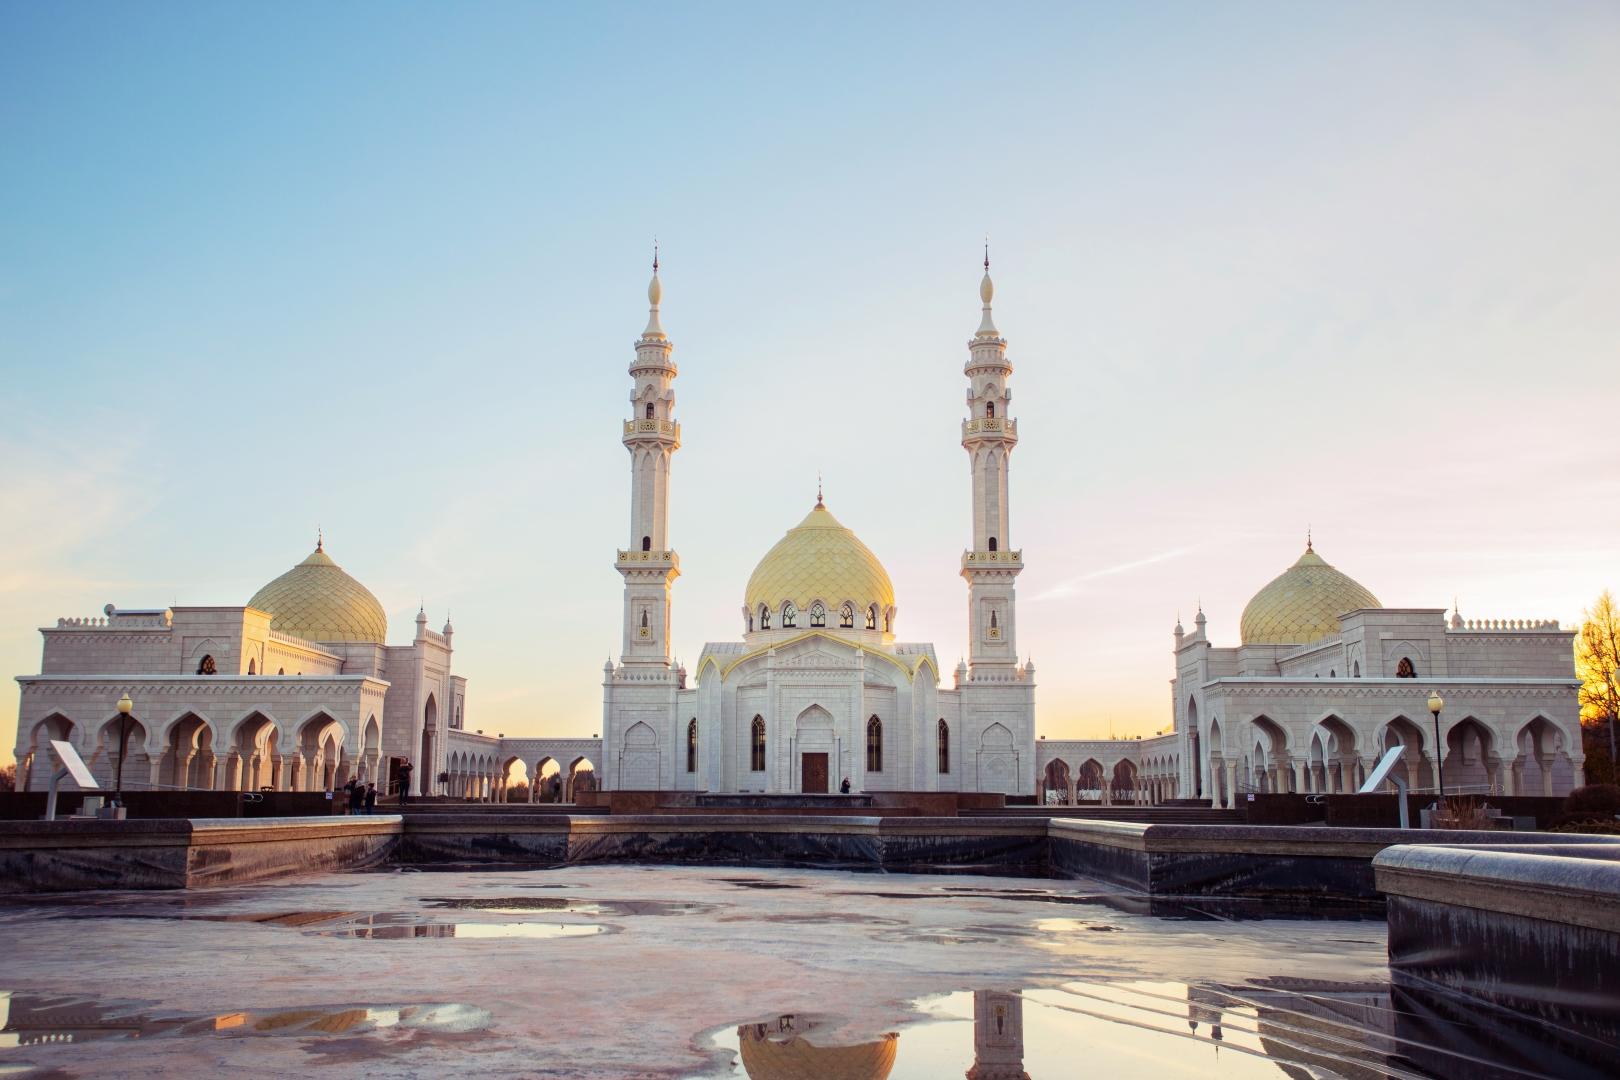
[117,692,133,716]
[1427,691,1443,716]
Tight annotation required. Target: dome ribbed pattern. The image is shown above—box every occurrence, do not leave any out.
[738,1025,898,1080]
[247,544,389,645]
[1240,546,1381,646]
[744,504,895,617]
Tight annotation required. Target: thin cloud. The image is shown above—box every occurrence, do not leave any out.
[1033,545,1201,602]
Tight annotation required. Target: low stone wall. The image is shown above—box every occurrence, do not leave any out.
[1375,842,1620,1078]
[1049,819,1617,899]
[0,816,402,894]
[398,813,1050,875]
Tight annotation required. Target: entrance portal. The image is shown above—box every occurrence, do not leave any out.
[801,752,828,794]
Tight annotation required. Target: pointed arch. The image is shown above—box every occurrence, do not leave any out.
[937,718,950,774]
[750,716,766,772]
[866,715,883,772]
[839,602,855,629]
[686,718,698,773]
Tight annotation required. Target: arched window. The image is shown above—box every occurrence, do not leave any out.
[866,604,878,630]
[686,719,698,773]
[839,603,855,628]
[277,667,285,675]
[641,535,651,552]
[750,717,766,772]
[809,602,826,627]
[747,612,754,632]
[247,658,256,675]
[866,716,883,772]
[640,609,649,629]
[1353,660,1361,677]
[1329,669,1336,678]
[1395,657,1417,678]
[986,401,995,418]
[760,605,771,629]
[937,719,950,773]
[782,602,797,628]
[990,609,998,629]
[645,403,655,419]
[197,654,216,675]
[988,537,997,552]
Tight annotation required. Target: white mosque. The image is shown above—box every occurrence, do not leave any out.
[599,255,1035,795]
[10,259,1587,804]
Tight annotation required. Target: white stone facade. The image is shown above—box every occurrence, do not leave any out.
[1170,601,1584,807]
[14,599,461,798]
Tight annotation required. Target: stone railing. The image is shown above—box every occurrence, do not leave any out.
[56,612,170,630]
[1456,618,1561,631]
[962,549,1023,566]
[961,417,1018,438]
[623,418,680,440]
[616,549,680,567]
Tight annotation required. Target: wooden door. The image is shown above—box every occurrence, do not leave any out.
[801,752,829,793]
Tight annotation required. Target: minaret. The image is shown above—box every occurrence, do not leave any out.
[961,250,1022,676]
[615,247,681,667]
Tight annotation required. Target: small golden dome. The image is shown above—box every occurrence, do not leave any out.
[738,1022,898,1080]
[744,503,895,619]
[1239,543,1380,646]
[247,542,389,645]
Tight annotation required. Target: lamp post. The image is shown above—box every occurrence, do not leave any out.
[114,692,134,808]
[1427,690,1445,799]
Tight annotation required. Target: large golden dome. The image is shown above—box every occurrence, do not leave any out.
[247,541,389,645]
[738,1021,898,1080]
[1240,543,1381,646]
[744,502,895,618]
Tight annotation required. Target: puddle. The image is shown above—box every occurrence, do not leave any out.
[420,896,713,916]
[699,980,1597,1079]
[302,913,610,940]
[719,878,805,890]
[0,991,492,1050]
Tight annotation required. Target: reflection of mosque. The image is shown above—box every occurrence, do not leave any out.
[1185,980,1399,1080]
[736,990,1028,1080]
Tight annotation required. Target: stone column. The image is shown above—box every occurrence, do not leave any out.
[1572,757,1586,789]
[1224,760,1238,810]
[1290,759,1304,794]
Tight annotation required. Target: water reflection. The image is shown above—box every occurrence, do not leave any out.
[0,991,491,1050]
[711,978,1590,1079]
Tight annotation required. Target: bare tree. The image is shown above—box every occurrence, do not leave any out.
[1576,590,1620,784]
[0,763,14,793]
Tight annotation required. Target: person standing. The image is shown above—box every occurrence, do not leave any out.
[397,759,414,805]
[343,777,359,815]
[364,782,378,814]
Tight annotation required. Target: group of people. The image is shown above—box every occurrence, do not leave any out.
[342,777,379,814]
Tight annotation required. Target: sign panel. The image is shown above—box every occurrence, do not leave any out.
[49,739,99,789]
[1357,745,1406,794]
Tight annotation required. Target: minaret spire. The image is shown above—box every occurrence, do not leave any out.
[962,251,1022,678]
[617,244,681,670]
[976,241,999,339]
[643,239,665,340]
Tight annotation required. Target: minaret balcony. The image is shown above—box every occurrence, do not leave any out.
[961,417,1017,440]
[962,549,1023,570]
[616,549,680,574]
[623,418,681,445]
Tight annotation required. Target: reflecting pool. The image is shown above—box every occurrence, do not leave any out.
[0,865,1600,1078]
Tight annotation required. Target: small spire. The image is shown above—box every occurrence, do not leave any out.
[816,471,823,508]
[1306,525,1313,553]
[642,241,665,340]
[975,246,999,339]
[316,525,323,553]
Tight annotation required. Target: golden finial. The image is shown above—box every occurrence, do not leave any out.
[816,471,823,508]
[316,526,323,553]
[984,235,989,272]
[1306,525,1313,553]
[652,236,659,273]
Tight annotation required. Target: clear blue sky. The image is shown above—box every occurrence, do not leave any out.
[4,2,1619,755]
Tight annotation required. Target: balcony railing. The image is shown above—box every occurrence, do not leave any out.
[623,418,681,441]
[963,549,1023,566]
[962,417,1017,438]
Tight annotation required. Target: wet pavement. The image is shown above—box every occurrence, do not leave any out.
[0,865,1590,1078]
